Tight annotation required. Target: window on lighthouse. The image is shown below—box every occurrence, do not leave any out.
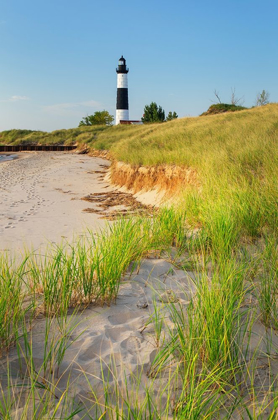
[119,60,124,65]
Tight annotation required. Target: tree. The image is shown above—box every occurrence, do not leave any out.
[255,90,270,106]
[213,89,222,104]
[212,88,244,106]
[141,102,165,123]
[230,87,244,106]
[79,110,114,127]
[166,111,178,121]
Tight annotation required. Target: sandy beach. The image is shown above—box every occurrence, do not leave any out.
[0,152,198,416]
[0,152,116,253]
[0,152,186,410]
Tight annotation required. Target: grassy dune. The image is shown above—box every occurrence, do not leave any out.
[2,103,278,157]
[2,105,278,244]
[94,103,278,166]
[95,104,278,255]
[0,126,108,146]
[1,105,278,418]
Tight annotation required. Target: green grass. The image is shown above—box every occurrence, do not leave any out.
[0,256,29,354]
[255,234,278,329]
[0,212,186,348]
[152,259,247,375]
[0,126,108,146]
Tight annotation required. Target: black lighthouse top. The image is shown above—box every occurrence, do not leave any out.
[116,56,129,74]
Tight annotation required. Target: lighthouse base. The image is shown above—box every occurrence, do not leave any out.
[116,109,129,125]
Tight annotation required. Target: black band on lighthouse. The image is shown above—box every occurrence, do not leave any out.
[117,88,129,110]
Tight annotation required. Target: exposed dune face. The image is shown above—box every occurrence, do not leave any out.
[108,161,199,206]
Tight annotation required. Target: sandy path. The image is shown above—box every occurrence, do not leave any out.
[0,152,113,253]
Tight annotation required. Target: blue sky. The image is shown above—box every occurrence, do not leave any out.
[1,0,277,131]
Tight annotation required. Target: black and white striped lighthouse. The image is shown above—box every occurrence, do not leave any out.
[116,56,129,125]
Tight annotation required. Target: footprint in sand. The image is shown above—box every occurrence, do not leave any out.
[108,311,145,326]
[78,334,110,361]
[120,335,143,353]
[104,325,131,342]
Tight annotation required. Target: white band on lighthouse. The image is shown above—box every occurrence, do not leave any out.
[117,73,128,88]
[116,109,129,125]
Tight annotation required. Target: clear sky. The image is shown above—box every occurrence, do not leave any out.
[1,0,277,131]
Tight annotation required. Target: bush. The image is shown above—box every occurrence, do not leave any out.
[200,103,247,116]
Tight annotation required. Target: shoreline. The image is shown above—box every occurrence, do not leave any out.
[0,152,19,162]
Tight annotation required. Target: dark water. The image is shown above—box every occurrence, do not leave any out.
[0,154,18,163]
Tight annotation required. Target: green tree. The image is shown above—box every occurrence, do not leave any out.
[166,111,178,121]
[141,102,165,123]
[256,90,270,106]
[79,110,114,127]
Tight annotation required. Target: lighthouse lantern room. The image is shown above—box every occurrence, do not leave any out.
[116,56,129,125]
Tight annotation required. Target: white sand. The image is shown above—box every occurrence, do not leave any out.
[0,152,113,253]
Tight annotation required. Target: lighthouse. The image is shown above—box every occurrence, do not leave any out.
[116,56,129,125]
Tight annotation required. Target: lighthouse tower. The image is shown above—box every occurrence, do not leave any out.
[116,56,129,125]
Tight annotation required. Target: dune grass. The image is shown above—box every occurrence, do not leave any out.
[88,104,278,256]
[0,126,108,146]
[0,256,29,355]
[0,212,186,352]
